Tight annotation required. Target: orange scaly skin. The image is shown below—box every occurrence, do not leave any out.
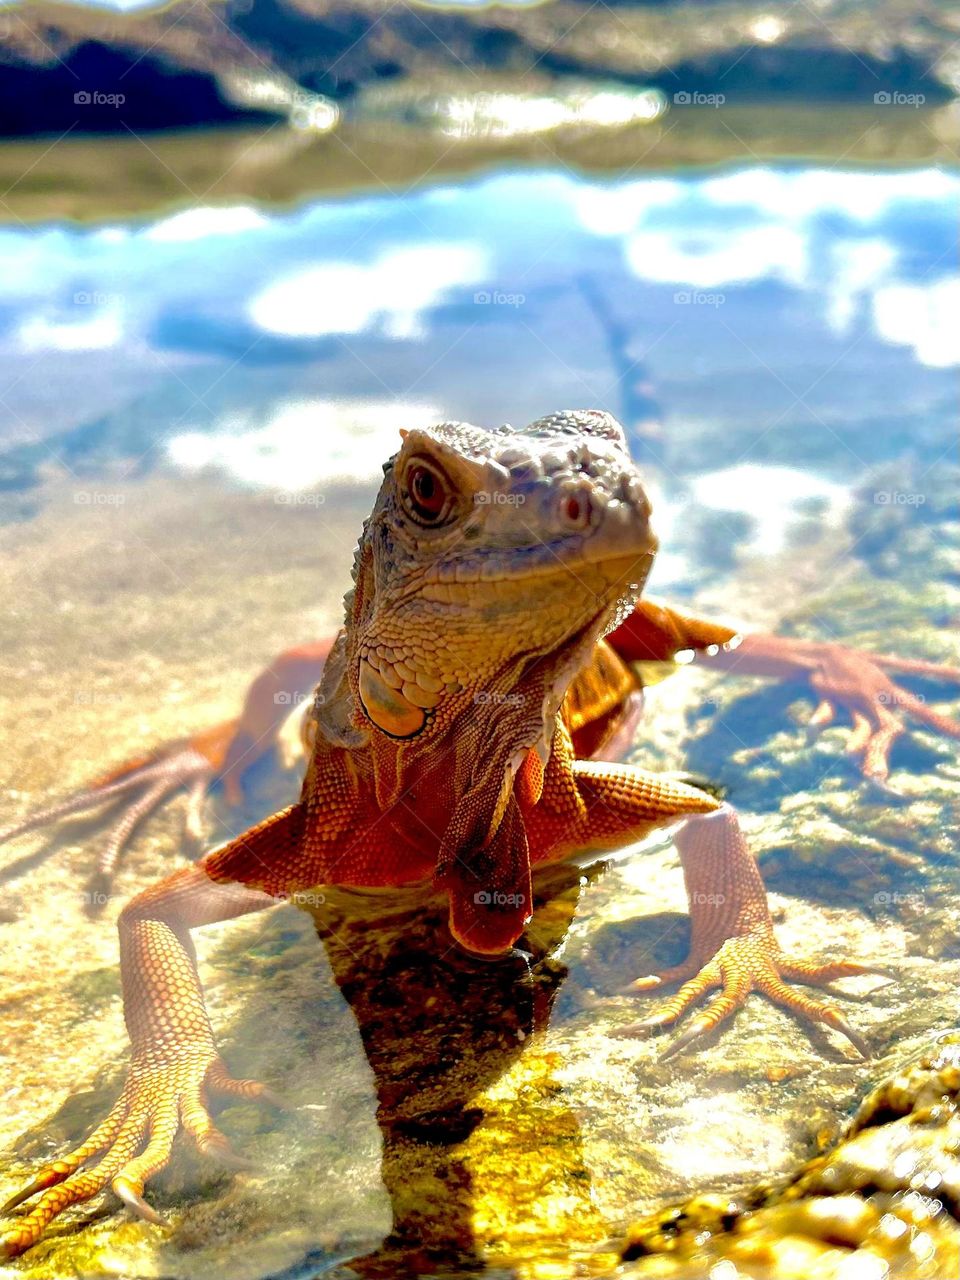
[2,409,959,1256]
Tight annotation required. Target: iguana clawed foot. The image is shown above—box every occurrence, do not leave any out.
[0,740,220,902]
[613,805,876,1059]
[0,645,333,895]
[701,634,960,788]
[0,1050,276,1258]
[803,645,960,787]
[619,929,872,1060]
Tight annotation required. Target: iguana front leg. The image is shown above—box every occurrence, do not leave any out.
[546,765,871,1059]
[0,805,305,1257]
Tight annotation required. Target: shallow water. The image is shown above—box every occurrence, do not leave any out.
[0,122,958,1280]
[2,164,956,582]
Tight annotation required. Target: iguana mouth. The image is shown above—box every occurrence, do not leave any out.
[418,537,657,591]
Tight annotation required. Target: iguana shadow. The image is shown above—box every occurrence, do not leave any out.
[303,860,608,1277]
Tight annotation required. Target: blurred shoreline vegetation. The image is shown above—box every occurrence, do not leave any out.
[3,103,960,223]
[0,0,958,220]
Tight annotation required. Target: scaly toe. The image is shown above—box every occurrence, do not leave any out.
[196,1134,256,1171]
[257,1086,291,1112]
[864,774,902,798]
[625,963,699,995]
[626,976,663,993]
[609,1020,657,1040]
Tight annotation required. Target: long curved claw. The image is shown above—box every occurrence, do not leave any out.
[2,1176,56,1215]
[757,975,870,1058]
[205,1143,256,1172]
[806,698,836,735]
[621,961,701,997]
[253,1086,290,1112]
[818,1009,870,1060]
[183,775,210,850]
[112,1175,166,1226]
[659,1010,725,1061]
[845,711,875,759]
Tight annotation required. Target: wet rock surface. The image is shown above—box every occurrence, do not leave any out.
[621,1032,960,1278]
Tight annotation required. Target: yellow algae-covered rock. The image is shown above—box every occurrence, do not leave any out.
[620,1036,960,1280]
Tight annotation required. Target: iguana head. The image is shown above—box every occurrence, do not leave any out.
[341,409,654,738]
[315,408,656,952]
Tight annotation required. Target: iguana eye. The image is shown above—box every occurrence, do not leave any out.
[404,460,452,525]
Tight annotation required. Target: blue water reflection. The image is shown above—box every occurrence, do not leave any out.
[1,166,956,589]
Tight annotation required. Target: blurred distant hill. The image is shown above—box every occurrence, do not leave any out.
[0,0,957,137]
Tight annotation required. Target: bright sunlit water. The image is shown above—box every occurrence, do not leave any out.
[2,165,956,592]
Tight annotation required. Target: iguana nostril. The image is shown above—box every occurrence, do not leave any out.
[559,490,593,531]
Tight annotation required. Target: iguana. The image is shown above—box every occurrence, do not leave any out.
[2,409,958,1257]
